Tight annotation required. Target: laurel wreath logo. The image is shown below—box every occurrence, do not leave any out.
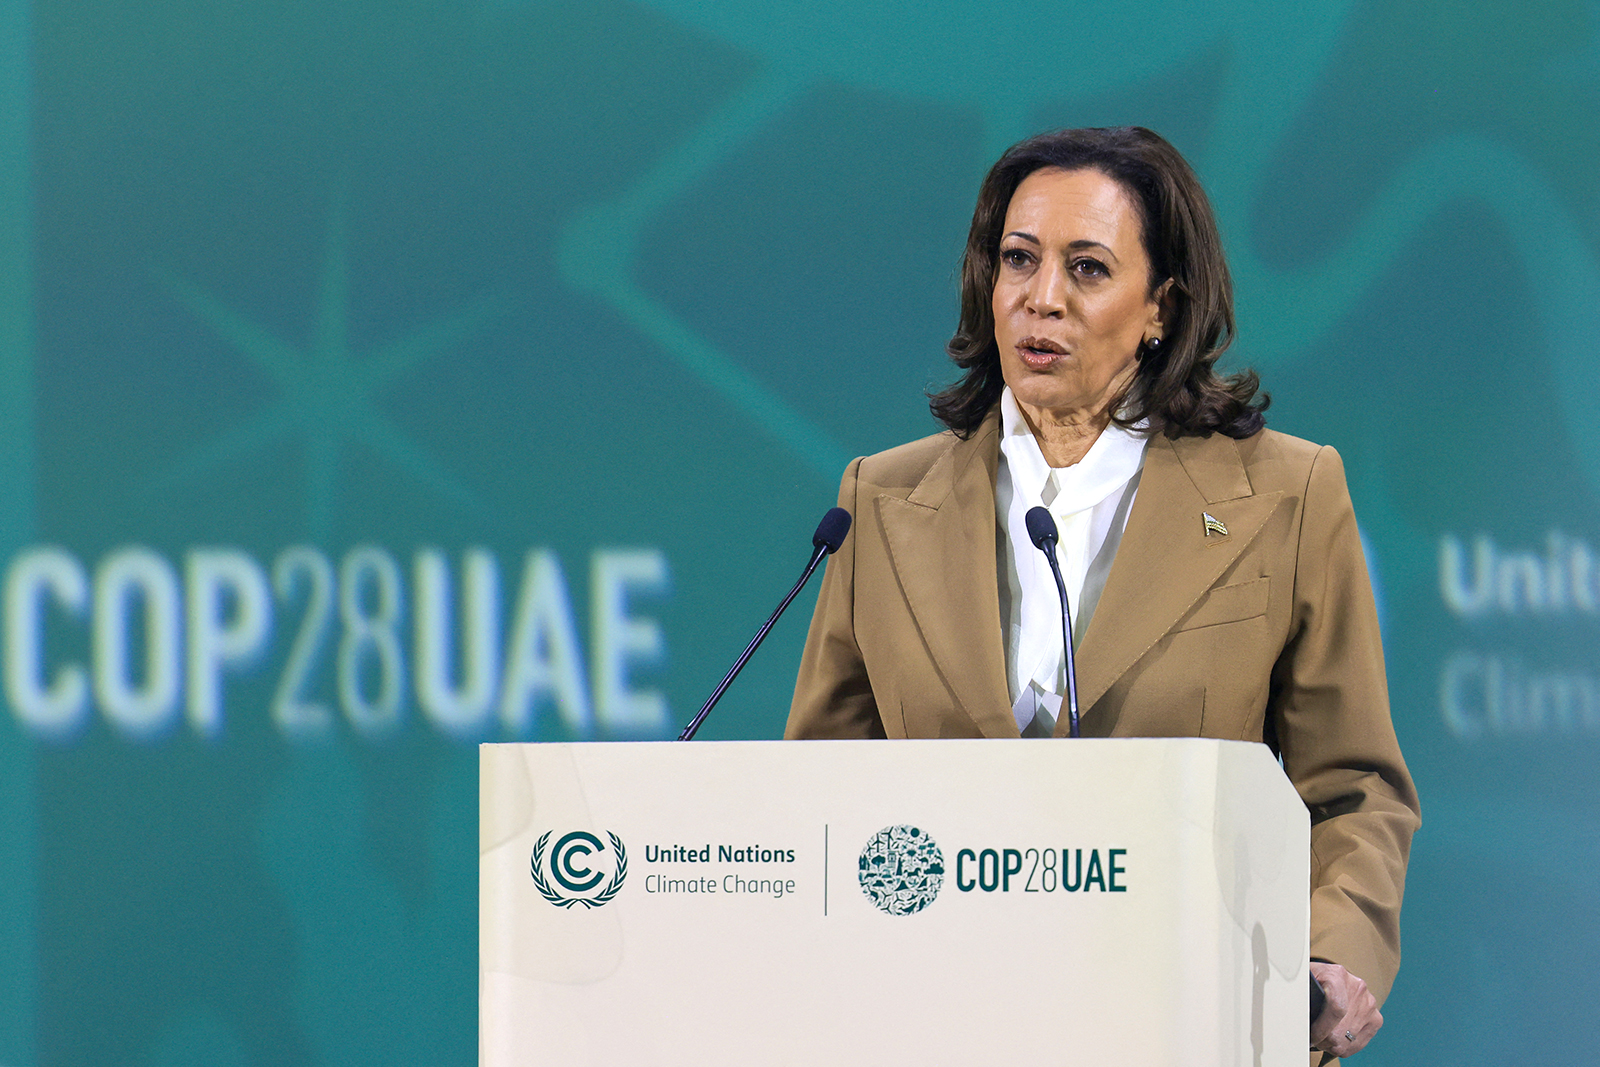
[530,830,628,909]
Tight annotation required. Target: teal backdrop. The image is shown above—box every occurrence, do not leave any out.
[3,0,1599,1063]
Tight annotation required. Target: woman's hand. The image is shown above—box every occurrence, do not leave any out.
[1310,961,1381,1058]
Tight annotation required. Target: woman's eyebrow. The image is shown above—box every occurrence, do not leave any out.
[1066,238,1120,264]
[1003,230,1122,266]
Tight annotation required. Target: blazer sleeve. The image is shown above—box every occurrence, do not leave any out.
[1271,445,1420,1004]
[785,457,887,739]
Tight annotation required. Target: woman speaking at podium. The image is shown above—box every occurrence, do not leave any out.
[785,127,1419,1062]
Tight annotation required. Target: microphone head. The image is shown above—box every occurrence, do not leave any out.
[1025,506,1058,550]
[812,507,852,554]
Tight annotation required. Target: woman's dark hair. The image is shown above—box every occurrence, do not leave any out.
[929,126,1267,439]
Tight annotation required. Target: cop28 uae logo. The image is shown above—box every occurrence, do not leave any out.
[858,825,944,915]
[531,830,628,909]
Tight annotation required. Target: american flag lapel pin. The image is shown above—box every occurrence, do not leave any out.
[1202,512,1228,537]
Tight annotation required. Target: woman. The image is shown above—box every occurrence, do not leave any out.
[785,127,1419,1062]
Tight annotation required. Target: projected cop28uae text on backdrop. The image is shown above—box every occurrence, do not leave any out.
[5,544,670,743]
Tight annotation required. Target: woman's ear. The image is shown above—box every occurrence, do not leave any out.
[1149,277,1175,336]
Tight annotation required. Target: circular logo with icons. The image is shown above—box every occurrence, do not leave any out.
[530,830,628,909]
[858,825,944,915]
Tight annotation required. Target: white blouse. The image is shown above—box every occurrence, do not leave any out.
[994,387,1149,736]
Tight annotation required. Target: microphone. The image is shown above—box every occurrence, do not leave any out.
[677,507,852,741]
[1024,506,1081,738]
[1310,972,1327,1024]
[812,506,851,554]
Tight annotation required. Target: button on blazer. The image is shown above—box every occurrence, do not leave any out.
[786,408,1420,1004]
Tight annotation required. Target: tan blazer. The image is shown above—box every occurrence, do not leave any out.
[786,409,1420,1006]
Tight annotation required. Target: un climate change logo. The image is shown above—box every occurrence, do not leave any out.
[531,830,628,909]
[859,825,944,915]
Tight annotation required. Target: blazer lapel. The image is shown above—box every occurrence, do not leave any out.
[1070,433,1285,726]
[876,415,1017,738]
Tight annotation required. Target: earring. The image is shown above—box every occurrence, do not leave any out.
[1145,336,1162,351]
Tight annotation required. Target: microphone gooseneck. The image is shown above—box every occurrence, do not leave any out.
[1024,506,1081,738]
[677,508,853,741]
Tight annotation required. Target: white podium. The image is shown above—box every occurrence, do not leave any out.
[481,739,1309,1065]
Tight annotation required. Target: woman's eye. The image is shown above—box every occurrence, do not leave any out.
[1000,248,1031,268]
[1073,258,1108,277]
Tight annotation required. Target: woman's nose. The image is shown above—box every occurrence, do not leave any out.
[1025,261,1067,317]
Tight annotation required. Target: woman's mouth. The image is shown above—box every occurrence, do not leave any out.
[1017,337,1068,369]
